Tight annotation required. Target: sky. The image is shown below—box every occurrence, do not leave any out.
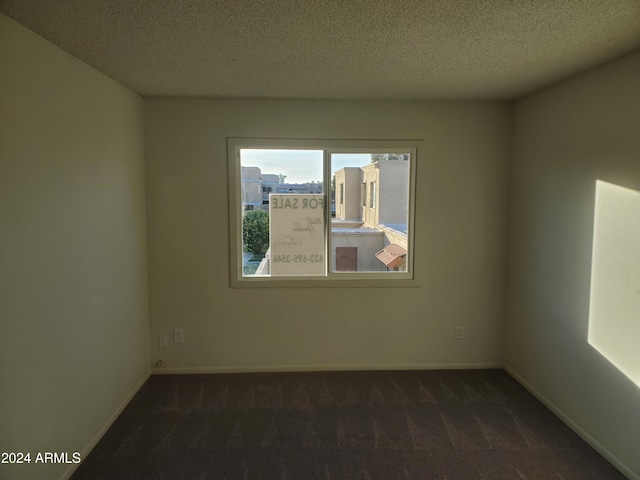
[240,149,372,184]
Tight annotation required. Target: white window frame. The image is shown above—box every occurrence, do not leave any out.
[228,137,420,288]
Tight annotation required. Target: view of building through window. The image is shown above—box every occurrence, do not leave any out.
[330,153,409,274]
[239,148,411,277]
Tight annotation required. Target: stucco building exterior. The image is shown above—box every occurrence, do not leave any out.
[333,159,409,272]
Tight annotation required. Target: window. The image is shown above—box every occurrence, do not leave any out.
[370,182,377,208]
[228,138,419,287]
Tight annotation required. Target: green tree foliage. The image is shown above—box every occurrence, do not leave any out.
[370,153,405,163]
[243,209,269,255]
[277,173,287,183]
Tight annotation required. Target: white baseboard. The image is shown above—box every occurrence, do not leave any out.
[151,362,503,375]
[504,364,638,480]
[60,369,151,480]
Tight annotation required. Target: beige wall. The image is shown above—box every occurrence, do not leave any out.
[331,230,386,272]
[240,166,263,207]
[144,98,510,372]
[381,226,408,250]
[362,163,380,227]
[505,49,640,478]
[377,160,410,226]
[0,14,149,480]
[335,167,362,220]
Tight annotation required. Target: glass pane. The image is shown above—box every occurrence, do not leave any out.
[330,153,410,273]
[240,149,325,276]
[270,194,325,276]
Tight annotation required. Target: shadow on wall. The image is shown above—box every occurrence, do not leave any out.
[588,180,640,388]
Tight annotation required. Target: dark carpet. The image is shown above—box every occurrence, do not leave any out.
[71,369,624,479]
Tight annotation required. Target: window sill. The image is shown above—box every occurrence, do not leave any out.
[230,275,420,289]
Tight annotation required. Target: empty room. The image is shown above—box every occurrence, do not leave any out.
[1,1,639,479]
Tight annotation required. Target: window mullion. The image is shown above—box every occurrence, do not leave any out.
[324,149,333,278]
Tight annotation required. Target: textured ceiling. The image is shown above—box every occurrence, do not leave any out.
[2,0,640,100]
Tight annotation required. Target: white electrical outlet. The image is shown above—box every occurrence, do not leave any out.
[455,326,464,340]
[158,335,168,348]
[173,328,184,344]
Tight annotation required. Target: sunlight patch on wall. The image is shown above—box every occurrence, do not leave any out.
[588,180,640,387]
